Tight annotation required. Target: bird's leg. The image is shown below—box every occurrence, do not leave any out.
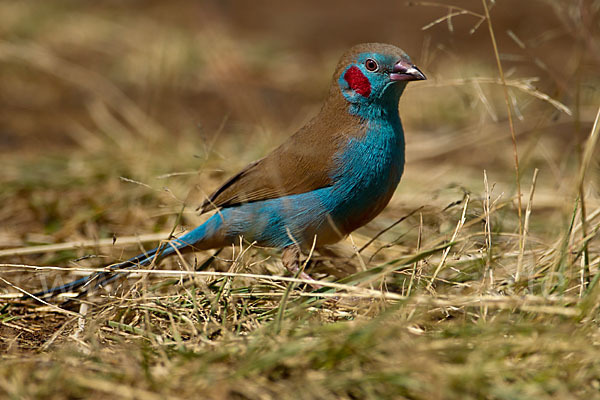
[282,245,321,288]
[282,244,301,276]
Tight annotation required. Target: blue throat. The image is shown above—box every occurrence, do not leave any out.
[347,81,406,120]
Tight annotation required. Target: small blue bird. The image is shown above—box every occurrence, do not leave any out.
[35,43,425,297]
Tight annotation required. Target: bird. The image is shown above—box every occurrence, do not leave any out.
[32,42,426,298]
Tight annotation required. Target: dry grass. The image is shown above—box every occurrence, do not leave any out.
[1,1,600,399]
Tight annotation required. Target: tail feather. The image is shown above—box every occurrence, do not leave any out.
[27,223,213,300]
[28,244,166,299]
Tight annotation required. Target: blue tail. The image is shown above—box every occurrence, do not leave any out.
[29,220,217,299]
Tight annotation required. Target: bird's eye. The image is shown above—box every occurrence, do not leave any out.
[365,58,378,72]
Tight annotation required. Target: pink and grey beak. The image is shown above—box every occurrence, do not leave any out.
[390,60,426,82]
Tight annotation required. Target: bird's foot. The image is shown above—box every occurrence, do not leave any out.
[282,245,322,289]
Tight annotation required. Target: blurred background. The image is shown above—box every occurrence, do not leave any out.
[0,0,598,277]
[1,0,596,149]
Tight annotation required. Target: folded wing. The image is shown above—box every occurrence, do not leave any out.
[199,108,363,213]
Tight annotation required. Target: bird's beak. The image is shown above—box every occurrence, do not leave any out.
[390,60,426,82]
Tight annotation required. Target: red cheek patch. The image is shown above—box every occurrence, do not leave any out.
[344,66,371,97]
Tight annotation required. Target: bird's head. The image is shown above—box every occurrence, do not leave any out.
[333,43,426,110]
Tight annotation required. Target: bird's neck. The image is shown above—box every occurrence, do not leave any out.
[323,82,406,126]
[349,83,406,121]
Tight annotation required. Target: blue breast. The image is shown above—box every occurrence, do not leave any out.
[326,107,405,235]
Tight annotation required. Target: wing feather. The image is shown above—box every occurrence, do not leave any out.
[198,106,363,214]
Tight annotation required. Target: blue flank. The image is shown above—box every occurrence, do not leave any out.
[33,51,408,297]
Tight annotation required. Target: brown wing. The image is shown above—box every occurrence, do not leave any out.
[198,102,363,214]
